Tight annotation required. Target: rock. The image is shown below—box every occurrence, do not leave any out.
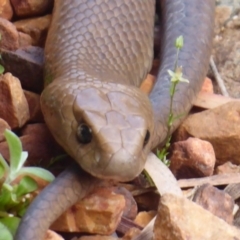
[0,17,19,50]
[154,193,240,240]
[122,228,141,240]
[0,46,44,93]
[134,211,156,228]
[0,118,10,142]
[18,31,32,48]
[201,77,214,94]
[215,161,240,175]
[51,187,125,235]
[174,101,240,165]
[234,209,240,229]
[0,123,63,165]
[193,183,234,224]
[45,230,64,240]
[24,90,44,123]
[0,72,30,128]
[134,189,160,211]
[10,0,53,17]
[169,137,215,179]
[213,4,240,98]
[224,183,240,201]
[79,236,118,240]
[0,0,13,20]
[215,5,232,33]
[14,14,51,47]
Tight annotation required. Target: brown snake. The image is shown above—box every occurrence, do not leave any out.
[15,0,215,239]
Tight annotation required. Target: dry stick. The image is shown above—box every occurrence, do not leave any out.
[133,153,182,240]
[178,173,240,189]
[210,56,229,97]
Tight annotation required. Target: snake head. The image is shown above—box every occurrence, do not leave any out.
[41,79,154,182]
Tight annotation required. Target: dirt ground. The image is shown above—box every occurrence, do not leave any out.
[213,0,240,97]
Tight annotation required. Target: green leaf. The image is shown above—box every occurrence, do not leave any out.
[17,167,55,182]
[0,184,19,211]
[15,176,37,197]
[0,217,20,236]
[0,186,12,211]
[0,164,5,179]
[4,130,23,175]
[0,65,4,75]
[16,198,31,217]
[0,221,13,240]
[17,152,28,172]
[0,153,9,175]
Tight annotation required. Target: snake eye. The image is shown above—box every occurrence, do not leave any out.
[143,130,150,147]
[76,123,92,144]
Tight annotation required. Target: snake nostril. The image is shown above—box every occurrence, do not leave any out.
[143,130,150,147]
[76,123,92,144]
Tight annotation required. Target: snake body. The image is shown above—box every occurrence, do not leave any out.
[15,0,215,239]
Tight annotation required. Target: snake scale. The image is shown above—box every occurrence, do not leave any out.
[15,0,215,239]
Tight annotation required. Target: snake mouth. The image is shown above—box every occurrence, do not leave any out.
[77,144,147,182]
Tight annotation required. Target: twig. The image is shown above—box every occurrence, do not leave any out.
[178,173,240,188]
[210,56,229,97]
[133,153,182,240]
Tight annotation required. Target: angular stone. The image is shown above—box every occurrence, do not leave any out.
[0,17,19,50]
[154,194,240,240]
[122,228,141,240]
[51,187,125,235]
[0,118,10,142]
[0,123,63,165]
[215,161,240,175]
[215,5,232,34]
[24,90,44,123]
[193,184,234,224]
[0,0,13,20]
[201,77,213,94]
[0,72,30,128]
[174,101,240,165]
[170,137,215,179]
[134,189,160,211]
[44,230,63,240]
[0,46,44,93]
[14,14,51,47]
[134,211,156,228]
[79,236,118,240]
[18,31,32,48]
[11,0,53,17]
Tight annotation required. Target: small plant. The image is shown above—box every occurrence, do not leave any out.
[157,36,189,166]
[0,129,55,240]
[0,33,4,75]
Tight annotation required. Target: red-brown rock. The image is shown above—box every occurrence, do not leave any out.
[174,101,240,165]
[51,187,125,235]
[10,0,53,17]
[193,183,234,224]
[24,90,44,123]
[0,118,10,142]
[14,14,51,47]
[0,72,30,128]
[170,137,216,179]
[0,17,19,50]
[0,0,13,20]
[0,46,44,93]
[154,194,240,240]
